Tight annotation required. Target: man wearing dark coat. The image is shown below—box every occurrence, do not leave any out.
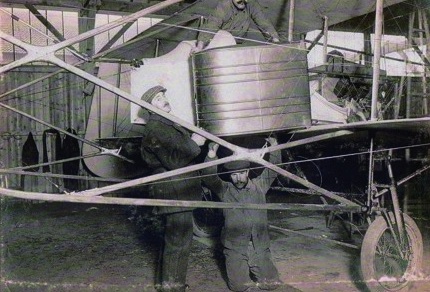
[201,139,282,291]
[195,0,280,51]
[140,85,206,292]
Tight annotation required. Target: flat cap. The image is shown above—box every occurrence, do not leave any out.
[141,85,166,104]
[224,160,251,171]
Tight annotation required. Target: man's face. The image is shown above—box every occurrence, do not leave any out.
[151,91,171,113]
[232,0,247,10]
[230,170,249,189]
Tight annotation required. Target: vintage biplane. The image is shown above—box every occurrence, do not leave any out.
[1,0,430,291]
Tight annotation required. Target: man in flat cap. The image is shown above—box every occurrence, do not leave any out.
[140,85,206,291]
[201,137,282,291]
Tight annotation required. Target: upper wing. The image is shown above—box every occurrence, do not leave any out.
[102,0,412,60]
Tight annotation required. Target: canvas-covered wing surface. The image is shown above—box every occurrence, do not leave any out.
[288,118,430,149]
[275,117,430,163]
[294,117,430,135]
[104,13,202,60]
[105,0,410,60]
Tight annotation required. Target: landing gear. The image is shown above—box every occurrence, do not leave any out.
[359,146,425,291]
[361,212,423,291]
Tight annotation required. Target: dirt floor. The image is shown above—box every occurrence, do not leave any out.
[1,186,430,292]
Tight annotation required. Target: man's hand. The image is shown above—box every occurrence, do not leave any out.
[130,58,143,68]
[265,136,278,146]
[191,133,206,146]
[192,40,205,53]
[207,142,219,158]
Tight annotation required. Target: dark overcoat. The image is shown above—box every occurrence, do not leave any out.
[141,115,202,214]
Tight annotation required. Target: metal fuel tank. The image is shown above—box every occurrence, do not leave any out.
[192,43,311,136]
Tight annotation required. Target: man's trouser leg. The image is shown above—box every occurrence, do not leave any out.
[248,242,281,290]
[160,211,194,291]
[224,242,254,291]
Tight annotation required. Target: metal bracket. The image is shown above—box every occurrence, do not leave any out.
[100,147,135,164]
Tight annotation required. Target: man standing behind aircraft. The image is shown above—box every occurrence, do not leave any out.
[195,0,280,51]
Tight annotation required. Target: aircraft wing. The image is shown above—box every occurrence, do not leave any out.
[294,117,430,135]
[104,0,412,60]
[283,117,430,153]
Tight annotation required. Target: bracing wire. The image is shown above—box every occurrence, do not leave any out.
[2,1,430,187]
[135,139,430,188]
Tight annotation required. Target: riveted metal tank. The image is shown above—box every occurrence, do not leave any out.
[192,43,311,136]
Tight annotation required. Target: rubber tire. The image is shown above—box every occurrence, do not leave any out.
[192,187,224,238]
[361,212,423,291]
[192,207,223,238]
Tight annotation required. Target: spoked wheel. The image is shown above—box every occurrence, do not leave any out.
[192,187,224,238]
[361,212,423,291]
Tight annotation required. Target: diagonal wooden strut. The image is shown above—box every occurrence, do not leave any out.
[70,131,355,198]
[0,186,363,212]
[0,4,239,154]
[0,0,184,74]
[0,1,356,209]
